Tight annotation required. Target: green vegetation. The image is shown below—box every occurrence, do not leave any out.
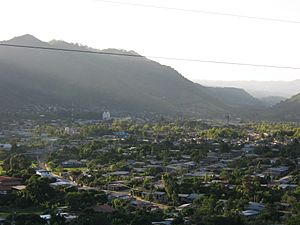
[0,119,300,225]
[0,34,285,121]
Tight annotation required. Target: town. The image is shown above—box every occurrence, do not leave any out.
[0,112,299,225]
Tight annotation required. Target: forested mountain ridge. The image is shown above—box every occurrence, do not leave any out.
[267,93,300,121]
[0,35,268,119]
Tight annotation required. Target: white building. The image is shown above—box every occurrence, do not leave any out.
[0,144,12,151]
[102,111,111,121]
[36,170,53,178]
[64,127,76,135]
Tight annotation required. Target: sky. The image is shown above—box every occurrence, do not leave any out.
[1,0,300,81]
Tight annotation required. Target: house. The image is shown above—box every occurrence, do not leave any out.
[176,203,192,211]
[60,213,78,221]
[241,210,260,217]
[278,184,297,190]
[165,164,182,172]
[11,185,26,191]
[0,217,6,225]
[153,192,168,203]
[246,202,265,211]
[62,160,86,168]
[0,176,22,194]
[152,221,172,225]
[113,132,129,139]
[177,193,201,203]
[140,191,152,200]
[221,153,233,160]
[277,175,293,184]
[186,171,213,178]
[36,169,53,178]
[242,202,265,217]
[93,204,116,213]
[242,144,255,154]
[133,168,146,173]
[108,192,132,201]
[130,200,151,208]
[107,182,129,191]
[40,213,78,223]
[183,161,196,170]
[0,143,12,151]
[266,166,289,177]
[153,180,165,189]
[95,148,109,154]
[50,180,76,188]
[40,214,51,221]
[107,171,130,177]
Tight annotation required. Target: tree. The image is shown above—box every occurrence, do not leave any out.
[130,217,151,225]
[4,154,31,172]
[8,214,45,225]
[21,175,56,205]
[65,192,82,210]
[112,198,128,211]
[72,212,111,225]
[162,173,178,204]
[65,190,107,210]
[50,213,66,225]
[130,210,152,225]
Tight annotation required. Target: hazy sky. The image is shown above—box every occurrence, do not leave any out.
[1,0,300,81]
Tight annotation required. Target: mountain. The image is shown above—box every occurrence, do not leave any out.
[203,87,264,108]
[260,96,287,106]
[265,93,300,121]
[195,79,300,98]
[201,87,266,118]
[5,34,48,47]
[0,35,264,119]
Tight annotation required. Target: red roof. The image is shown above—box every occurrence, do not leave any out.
[0,176,21,182]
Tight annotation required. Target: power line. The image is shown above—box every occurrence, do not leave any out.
[95,0,300,24]
[1,43,300,71]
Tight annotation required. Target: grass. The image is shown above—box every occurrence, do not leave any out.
[61,167,87,172]
[31,162,38,168]
[0,160,5,175]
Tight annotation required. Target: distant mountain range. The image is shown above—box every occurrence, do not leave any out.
[195,80,300,121]
[196,79,300,98]
[0,34,298,121]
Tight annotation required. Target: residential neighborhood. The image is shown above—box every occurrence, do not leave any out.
[0,117,300,225]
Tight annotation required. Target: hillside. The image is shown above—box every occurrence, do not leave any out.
[203,87,264,108]
[260,96,287,106]
[0,35,264,119]
[266,93,300,121]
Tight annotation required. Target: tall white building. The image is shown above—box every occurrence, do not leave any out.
[102,110,111,121]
